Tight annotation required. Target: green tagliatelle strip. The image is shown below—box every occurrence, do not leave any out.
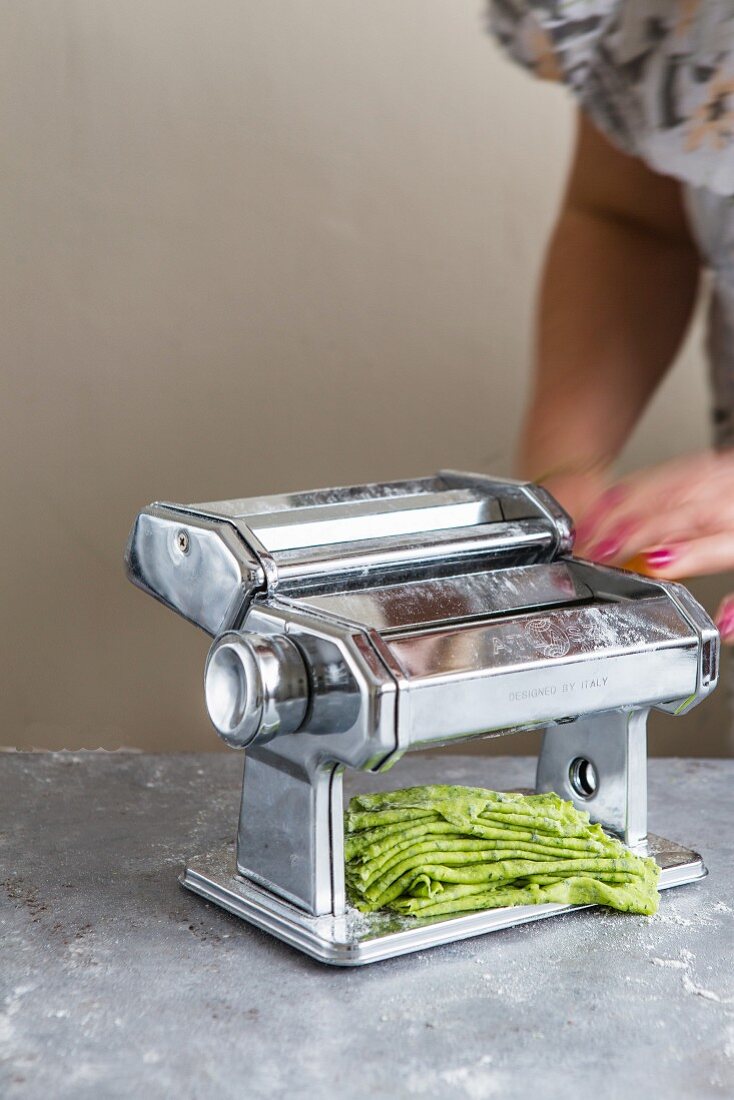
[345,785,660,918]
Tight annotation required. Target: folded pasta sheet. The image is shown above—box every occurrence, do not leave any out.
[345,785,660,917]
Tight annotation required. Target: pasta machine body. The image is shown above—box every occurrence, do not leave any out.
[125,472,718,963]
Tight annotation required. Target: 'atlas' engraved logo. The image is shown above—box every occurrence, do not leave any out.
[527,618,571,659]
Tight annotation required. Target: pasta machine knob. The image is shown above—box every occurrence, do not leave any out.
[204,631,310,748]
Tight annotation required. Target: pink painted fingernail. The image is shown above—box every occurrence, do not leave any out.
[642,547,677,570]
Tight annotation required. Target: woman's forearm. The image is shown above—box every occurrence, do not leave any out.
[517,113,701,517]
[518,207,700,476]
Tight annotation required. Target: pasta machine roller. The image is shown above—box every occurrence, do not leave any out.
[125,472,719,964]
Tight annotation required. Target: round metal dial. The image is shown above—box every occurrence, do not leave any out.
[204,631,309,748]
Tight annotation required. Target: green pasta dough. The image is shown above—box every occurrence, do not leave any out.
[345,785,660,918]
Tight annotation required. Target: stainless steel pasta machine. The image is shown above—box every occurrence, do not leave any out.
[125,472,719,964]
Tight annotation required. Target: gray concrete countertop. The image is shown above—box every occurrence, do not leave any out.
[1,753,732,1099]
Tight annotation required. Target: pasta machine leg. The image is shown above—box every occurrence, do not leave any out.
[236,747,346,916]
[535,709,648,848]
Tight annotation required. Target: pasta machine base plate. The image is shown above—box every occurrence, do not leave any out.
[181,832,706,966]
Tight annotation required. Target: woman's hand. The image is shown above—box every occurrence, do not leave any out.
[573,449,734,640]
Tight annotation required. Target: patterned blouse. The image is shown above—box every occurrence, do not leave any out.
[489,0,734,447]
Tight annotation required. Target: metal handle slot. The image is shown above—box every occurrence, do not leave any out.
[568,756,599,799]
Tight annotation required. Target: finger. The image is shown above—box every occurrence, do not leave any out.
[623,532,734,581]
[582,497,702,565]
[574,485,626,547]
[579,462,734,561]
[580,482,691,553]
[580,516,641,564]
[714,595,734,644]
[576,452,723,552]
[585,497,734,566]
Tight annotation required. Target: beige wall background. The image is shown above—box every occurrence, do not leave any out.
[2,1,730,755]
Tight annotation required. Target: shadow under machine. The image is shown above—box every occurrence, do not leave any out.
[126,472,718,964]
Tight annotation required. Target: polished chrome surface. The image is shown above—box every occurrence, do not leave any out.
[536,710,649,847]
[190,472,572,586]
[272,520,558,591]
[235,752,345,914]
[242,605,398,768]
[193,475,452,518]
[440,470,575,556]
[385,597,702,747]
[126,474,572,628]
[125,504,264,635]
[243,489,502,552]
[205,631,309,748]
[655,579,721,712]
[181,831,706,966]
[126,471,720,947]
[289,561,592,633]
[231,604,398,915]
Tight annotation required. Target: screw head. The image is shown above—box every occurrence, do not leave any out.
[176,529,190,555]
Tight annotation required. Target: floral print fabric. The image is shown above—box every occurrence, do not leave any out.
[489,1,734,445]
[489,0,734,194]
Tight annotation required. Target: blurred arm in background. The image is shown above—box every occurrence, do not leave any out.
[517,109,701,522]
[520,110,734,638]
